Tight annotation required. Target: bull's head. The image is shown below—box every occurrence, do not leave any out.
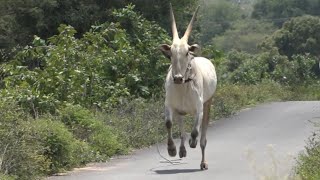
[160,4,200,84]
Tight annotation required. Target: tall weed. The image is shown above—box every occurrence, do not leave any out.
[296,122,320,180]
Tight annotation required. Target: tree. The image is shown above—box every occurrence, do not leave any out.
[266,15,320,59]
[211,19,276,53]
[199,0,246,44]
[0,0,199,61]
[252,0,320,26]
[2,5,170,114]
[0,0,126,47]
[253,15,320,81]
[131,0,200,40]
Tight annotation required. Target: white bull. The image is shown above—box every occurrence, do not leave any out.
[159,4,217,170]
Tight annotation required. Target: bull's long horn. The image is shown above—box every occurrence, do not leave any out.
[170,3,179,41]
[182,5,200,42]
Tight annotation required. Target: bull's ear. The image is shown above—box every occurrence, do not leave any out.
[159,44,171,59]
[189,44,200,55]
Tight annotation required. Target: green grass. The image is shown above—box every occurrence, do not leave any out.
[100,98,166,149]
[212,80,292,119]
[288,84,320,101]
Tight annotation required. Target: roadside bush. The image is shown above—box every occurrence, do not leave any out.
[0,173,15,180]
[287,55,318,84]
[220,50,268,84]
[270,54,318,85]
[230,57,268,85]
[212,80,291,119]
[59,104,125,159]
[25,118,93,174]
[296,124,320,180]
[0,86,59,118]
[219,49,319,85]
[103,98,166,148]
[224,50,253,73]
[0,99,94,178]
[0,100,49,179]
[289,84,320,101]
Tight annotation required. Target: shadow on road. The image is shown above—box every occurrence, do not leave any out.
[154,168,202,174]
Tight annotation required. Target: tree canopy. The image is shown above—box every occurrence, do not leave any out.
[0,0,198,60]
[252,0,320,26]
[261,15,320,59]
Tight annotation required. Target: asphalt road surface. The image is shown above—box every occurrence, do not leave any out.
[48,101,320,180]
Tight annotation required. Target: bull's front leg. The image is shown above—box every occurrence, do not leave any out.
[174,112,187,158]
[189,100,203,148]
[165,107,176,157]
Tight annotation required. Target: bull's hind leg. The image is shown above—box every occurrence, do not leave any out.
[189,101,203,148]
[200,98,212,170]
[165,107,176,157]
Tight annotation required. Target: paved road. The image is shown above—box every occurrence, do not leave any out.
[48,101,320,180]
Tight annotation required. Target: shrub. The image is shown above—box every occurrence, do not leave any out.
[231,58,268,85]
[0,98,94,178]
[289,84,320,101]
[212,80,291,119]
[24,118,93,174]
[220,50,268,84]
[59,104,125,159]
[0,173,15,180]
[103,98,166,148]
[296,125,320,180]
[1,5,170,114]
[219,49,319,85]
[0,100,49,179]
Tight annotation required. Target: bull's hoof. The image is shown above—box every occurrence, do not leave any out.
[179,146,187,158]
[200,162,208,170]
[189,138,197,148]
[167,144,177,157]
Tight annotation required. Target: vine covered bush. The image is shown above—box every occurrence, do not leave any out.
[1,5,170,117]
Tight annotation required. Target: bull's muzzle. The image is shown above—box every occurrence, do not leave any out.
[173,74,183,84]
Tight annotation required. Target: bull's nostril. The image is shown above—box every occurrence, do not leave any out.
[173,74,183,84]
[173,77,183,84]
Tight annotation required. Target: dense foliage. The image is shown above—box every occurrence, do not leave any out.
[0,0,320,179]
[0,0,198,62]
[252,0,320,26]
[215,15,320,85]
[2,5,169,117]
[267,15,320,59]
[219,49,319,85]
[200,0,246,43]
[0,99,124,179]
[211,19,276,53]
